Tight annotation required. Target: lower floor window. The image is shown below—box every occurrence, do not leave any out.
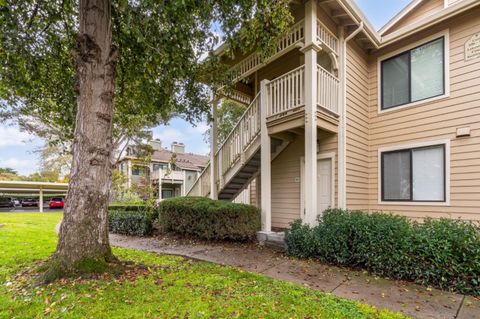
[381,144,445,202]
[162,189,174,199]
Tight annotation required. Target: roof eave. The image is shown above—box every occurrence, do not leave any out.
[380,0,480,47]
[378,0,425,36]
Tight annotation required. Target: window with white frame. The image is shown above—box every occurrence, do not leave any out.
[381,37,445,110]
[381,144,446,202]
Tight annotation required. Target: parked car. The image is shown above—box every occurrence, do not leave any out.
[49,197,64,209]
[21,198,39,207]
[0,197,14,208]
[12,198,21,207]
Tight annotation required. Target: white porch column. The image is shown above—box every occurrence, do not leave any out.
[181,171,186,196]
[39,187,44,213]
[260,79,272,232]
[158,169,162,200]
[210,97,219,199]
[127,160,132,188]
[302,0,319,225]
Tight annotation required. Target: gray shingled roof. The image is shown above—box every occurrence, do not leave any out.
[151,149,208,171]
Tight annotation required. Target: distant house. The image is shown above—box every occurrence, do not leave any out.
[117,139,208,200]
[186,0,480,233]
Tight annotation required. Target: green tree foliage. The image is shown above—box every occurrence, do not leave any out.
[0,168,18,175]
[0,0,294,277]
[0,0,293,148]
[204,99,246,146]
[0,167,22,181]
[27,170,59,182]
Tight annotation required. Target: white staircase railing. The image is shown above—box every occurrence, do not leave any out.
[220,89,252,106]
[317,64,339,115]
[316,20,338,55]
[267,65,305,118]
[220,93,261,176]
[187,93,261,196]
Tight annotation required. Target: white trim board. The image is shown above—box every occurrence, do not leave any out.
[377,139,451,206]
[379,0,425,35]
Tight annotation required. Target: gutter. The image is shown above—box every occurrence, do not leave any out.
[338,21,365,209]
[337,0,381,48]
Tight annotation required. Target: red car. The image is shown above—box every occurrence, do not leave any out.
[49,197,64,209]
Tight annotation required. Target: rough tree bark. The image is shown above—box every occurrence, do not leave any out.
[52,0,118,272]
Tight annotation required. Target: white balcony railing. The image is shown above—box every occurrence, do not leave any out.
[316,20,338,55]
[152,169,184,181]
[267,65,305,118]
[231,20,304,81]
[317,65,339,115]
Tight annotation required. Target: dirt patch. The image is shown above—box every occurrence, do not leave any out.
[5,260,163,296]
[0,224,5,228]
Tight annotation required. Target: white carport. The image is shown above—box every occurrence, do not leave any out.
[0,181,68,212]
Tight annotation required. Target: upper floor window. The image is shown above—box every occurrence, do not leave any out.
[153,163,168,171]
[381,37,445,110]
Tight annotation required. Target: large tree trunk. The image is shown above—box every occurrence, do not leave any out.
[53,0,117,271]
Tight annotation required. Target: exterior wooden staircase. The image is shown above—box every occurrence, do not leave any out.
[186,93,291,201]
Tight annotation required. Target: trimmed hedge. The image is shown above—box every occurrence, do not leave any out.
[108,204,146,211]
[156,197,260,241]
[285,209,480,296]
[108,207,155,236]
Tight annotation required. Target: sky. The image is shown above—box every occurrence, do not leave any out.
[0,0,411,176]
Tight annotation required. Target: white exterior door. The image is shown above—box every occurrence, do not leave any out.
[301,155,334,219]
[317,158,332,214]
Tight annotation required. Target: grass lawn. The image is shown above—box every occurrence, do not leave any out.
[0,213,408,319]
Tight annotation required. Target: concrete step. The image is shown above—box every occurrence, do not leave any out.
[256,231,285,250]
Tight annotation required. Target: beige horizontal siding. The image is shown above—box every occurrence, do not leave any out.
[367,8,480,221]
[345,41,370,210]
[271,135,303,228]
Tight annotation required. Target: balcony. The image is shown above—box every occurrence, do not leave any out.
[151,169,185,182]
[230,20,305,82]
[265,64,339,133]
[227,19,339,85]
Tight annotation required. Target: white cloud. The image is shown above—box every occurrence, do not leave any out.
[187,122,209,135]
[0,157,37,175]
[0,125,37,147]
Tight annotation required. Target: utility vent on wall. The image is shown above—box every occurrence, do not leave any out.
[456,127,471,137]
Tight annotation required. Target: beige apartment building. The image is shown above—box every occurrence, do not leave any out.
[187,0,480,236]
[118,140,208,200]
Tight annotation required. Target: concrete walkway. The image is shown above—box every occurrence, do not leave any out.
[110,233,479,319]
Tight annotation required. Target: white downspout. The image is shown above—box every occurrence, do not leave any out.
[339,22,364,209]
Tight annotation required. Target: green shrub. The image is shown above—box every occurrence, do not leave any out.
[285,208,480,296]
[108,204,146,211]
[410,219,480,295]
[156,197,260,241]
[108,208,155,236]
